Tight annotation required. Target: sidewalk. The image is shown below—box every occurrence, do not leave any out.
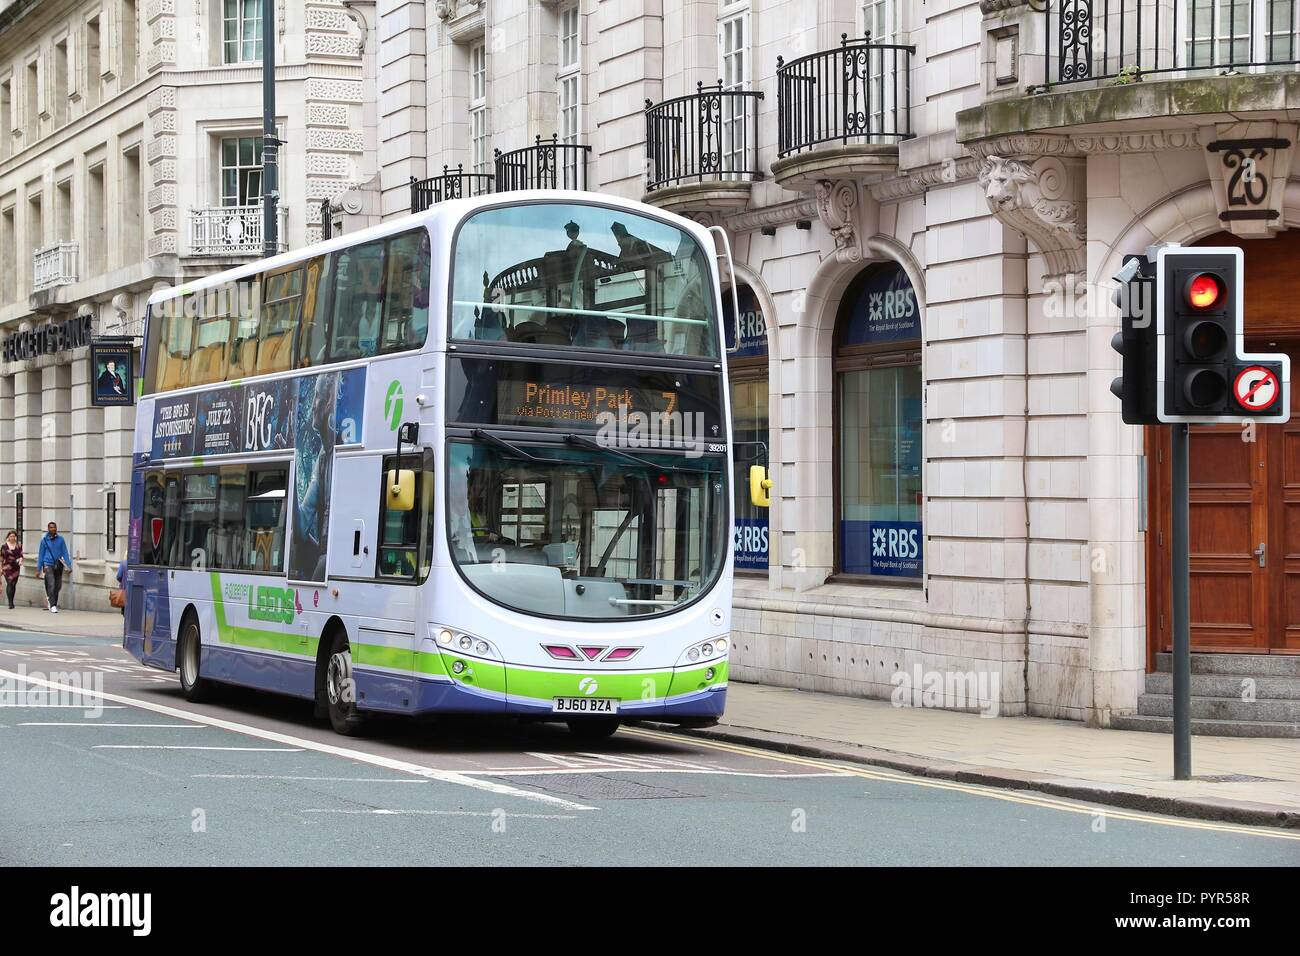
[671,682,1300,829]
[0,603,125,640]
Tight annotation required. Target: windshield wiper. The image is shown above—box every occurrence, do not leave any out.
[563,434,716,474]
[472,429,567,464]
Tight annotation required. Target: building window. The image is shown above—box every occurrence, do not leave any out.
[557,4,581,186]
[861,0,898,135]
[725,283,769,573]
[224,0,263,64]
[220,135,263,206]
[834,262,922,581]
[469,41,488,175]
[718,2,751,177]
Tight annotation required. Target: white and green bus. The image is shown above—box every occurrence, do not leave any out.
[124,191,760,738]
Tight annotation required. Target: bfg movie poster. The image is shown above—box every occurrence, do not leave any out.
[289,371,341,582]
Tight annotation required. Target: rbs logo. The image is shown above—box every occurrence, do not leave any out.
[871,525,920,559]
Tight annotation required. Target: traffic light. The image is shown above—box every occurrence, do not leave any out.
[1109,254,1158,425]
[1155,246,1290,424]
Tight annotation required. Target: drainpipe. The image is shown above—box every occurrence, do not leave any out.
[1020,266,1033,716]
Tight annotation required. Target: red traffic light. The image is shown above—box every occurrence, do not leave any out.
[1186,272,1224,311]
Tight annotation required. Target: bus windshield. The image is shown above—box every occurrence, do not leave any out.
[450,202,720,357]
[447,440,727,619]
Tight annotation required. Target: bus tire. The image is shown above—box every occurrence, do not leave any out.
[177,614,212,703]
[324,632,366,736]
[566,717,620,740]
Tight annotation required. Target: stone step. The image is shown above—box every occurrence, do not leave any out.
[1137,693,1300,722]
[1154,652,1300,678]
[1145,672,1300,699]
[1112,714,1300,738]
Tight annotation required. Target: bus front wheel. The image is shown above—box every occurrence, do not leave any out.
[324,633,366,736]
[566,718,620,740]
[178,615,212,703]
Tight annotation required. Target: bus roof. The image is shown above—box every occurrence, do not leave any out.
[145,190,711,308]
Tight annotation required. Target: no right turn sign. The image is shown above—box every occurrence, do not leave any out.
[1233,365,1281,412]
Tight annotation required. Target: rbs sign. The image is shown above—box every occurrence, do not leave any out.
[734,518,768,571]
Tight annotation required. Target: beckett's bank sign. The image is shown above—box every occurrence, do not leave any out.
[2,314,94,362]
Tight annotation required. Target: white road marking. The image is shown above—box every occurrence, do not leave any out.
[0,666,597,812]
[302,808,577,820]
[193,774,430,783]
[0,703,126,709]
[95,745,305,752]
[20,722,203,728]
[471,767,848,778]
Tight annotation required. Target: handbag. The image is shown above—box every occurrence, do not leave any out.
[109,588,126,609]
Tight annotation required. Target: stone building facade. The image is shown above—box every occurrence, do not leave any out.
[352,0,1300,728]
[0,0,365,609]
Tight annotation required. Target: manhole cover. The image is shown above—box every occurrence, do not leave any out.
[494,773,703,801]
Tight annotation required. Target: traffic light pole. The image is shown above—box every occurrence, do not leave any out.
[1170,422,1192,780]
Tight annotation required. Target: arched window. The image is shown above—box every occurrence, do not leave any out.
[725,282,769,573]
[834,262,922,581]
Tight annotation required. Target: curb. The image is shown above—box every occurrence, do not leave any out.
[0,616,125,641]
[651,722,1300,831]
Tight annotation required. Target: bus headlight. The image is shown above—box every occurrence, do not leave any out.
[451,660,466,675]
[475,640,489,655]
[687,647,700,661]
[701,643,714,657]
[438,629,454,646]
[458,635,473,650]
[715,638,728,653]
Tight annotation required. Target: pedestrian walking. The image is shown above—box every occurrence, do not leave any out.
[36,522,72,614]
[1,530,21,610]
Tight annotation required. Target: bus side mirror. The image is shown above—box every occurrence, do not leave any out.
[386,469,416,512]
[748,464,772,508]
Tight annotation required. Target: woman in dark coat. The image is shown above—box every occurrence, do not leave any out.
[2,530,22,610]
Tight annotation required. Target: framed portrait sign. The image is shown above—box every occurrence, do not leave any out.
[90,337,136,407]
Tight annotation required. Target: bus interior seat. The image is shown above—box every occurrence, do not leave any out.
[461,562,565,616]
[574,317,625,350]
[256,330,293,375]
[190,343,226,384]
[231,337,258,376]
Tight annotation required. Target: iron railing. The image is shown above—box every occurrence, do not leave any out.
[410,164,496,212]
[644,82,765,191]
[1046,0,1300,86]
[494,134,590,191]
[320,198,334,240]
[776,32,914,158]
[31,241,79,291]
[190,204,288,256]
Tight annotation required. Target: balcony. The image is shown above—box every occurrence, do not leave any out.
[494,134,591,191]
[189,204,288,257]
[643,82,765,214]
[1044,0,1300,88]
[32,242,79,293]
[772,33,914,190]
[410,164,495,213]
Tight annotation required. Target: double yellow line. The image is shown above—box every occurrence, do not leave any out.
[626,726,1300,842]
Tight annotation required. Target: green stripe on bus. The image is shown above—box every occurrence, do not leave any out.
[208,572,318,657]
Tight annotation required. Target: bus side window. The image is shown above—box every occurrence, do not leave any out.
[380,230,431,353]
[330,241,386,361]
[227,278,261,378]
[191,291,232,386]
[296,255,332,368]
[244,467,288,571]
[258,268,301,375]
[155,305,194,393]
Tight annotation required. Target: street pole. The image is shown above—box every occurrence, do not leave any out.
[1170,422,1192,780]
[261,0,278,257]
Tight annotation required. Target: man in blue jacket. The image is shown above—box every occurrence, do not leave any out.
[37,521,72,613]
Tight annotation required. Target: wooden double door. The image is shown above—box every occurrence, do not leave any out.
[1148,339,1300,655]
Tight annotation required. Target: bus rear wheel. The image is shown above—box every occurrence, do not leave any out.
[324,633,366,736]
[566,717,620,740]
[178,615,212,703]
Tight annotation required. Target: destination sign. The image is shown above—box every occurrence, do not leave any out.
[448,357,723,444]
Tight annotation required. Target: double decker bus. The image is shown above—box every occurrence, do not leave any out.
[124,191,763,738]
